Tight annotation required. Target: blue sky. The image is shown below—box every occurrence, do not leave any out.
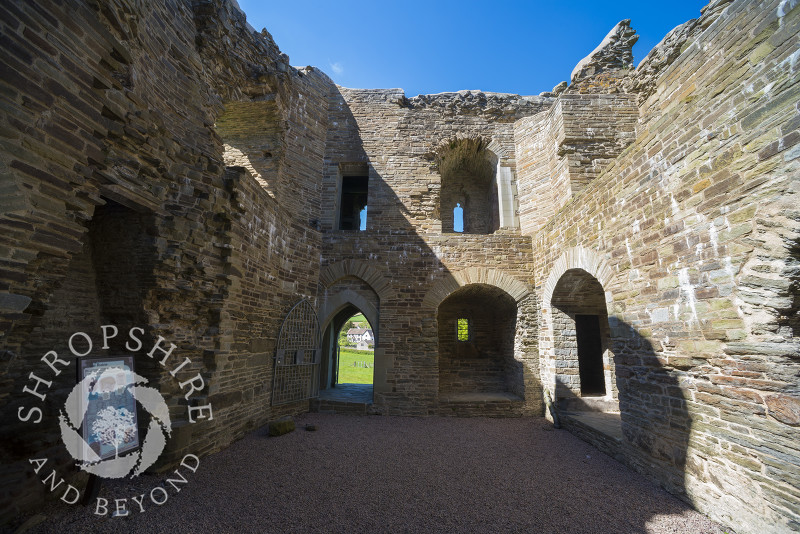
[236,1,708,97]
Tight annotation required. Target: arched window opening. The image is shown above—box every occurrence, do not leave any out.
[359,205,367,231]
[435,137,499,235]
[453,203,464,233]
[457,317,469,341]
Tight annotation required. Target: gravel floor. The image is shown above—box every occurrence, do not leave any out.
[15,414,731,534]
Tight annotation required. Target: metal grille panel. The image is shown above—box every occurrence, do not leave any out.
[271,299,321,406]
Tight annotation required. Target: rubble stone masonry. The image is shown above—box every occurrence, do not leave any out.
[526,1,800,531]
[0,0,797,532]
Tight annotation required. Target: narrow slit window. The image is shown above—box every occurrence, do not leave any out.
[339,175,368,231]
[457,318,469,341]
[453,203,464,233]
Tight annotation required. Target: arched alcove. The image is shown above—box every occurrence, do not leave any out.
[436,137,500,234]
[437,284,520,396]
[550,268,617,411]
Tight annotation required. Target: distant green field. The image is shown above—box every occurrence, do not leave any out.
[337,348,374,384]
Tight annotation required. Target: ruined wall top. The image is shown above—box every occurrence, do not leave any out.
[193,0,335,102]
[628,0,734,105]
[570,19,639,84]
[405,90,553,121]
[335,87,553,123]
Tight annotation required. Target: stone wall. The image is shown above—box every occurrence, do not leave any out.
[0,0,797,532]
[515,94,638,235]
[0,0,328,522]
[319,86,546,417]
[526,1,800,532]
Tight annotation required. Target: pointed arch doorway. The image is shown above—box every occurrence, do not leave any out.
[324,305,374,386]
[316,284,380,410]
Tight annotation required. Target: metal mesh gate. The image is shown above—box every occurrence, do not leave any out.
[271,299,321,406]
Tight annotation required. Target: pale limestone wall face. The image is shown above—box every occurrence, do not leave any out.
[515,95,638,235]
[525,1,800,532]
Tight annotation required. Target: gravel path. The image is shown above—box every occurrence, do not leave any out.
[17,414,730,534]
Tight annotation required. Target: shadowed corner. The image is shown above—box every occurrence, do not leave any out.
[544,263,693,530]
[554,317,694,529]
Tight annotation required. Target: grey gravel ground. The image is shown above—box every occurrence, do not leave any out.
[16,414,731,534]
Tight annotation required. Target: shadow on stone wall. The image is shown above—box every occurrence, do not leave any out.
[557,318,692,530]
[613,319,692,498]
[322,86,541,415]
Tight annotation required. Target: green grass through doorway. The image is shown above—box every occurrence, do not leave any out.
[338,348,374,384]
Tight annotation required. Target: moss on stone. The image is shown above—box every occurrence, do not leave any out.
[268,418,296,437]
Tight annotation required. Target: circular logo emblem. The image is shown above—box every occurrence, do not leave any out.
[58,367,171,479]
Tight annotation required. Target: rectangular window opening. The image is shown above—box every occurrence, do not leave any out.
[339,175,368,231]
[457,318,469,341]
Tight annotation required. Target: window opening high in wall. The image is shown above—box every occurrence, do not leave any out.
[453,203,464,233]
[339,175,368,231]
[435,137,500,234]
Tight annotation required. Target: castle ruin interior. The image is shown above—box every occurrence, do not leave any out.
[0,0,798,532]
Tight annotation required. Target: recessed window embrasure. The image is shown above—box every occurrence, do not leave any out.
[457,318,469,341]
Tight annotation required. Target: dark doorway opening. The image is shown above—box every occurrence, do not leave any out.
[576,314,606,396]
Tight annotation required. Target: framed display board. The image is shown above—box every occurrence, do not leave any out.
[78,356,140,461]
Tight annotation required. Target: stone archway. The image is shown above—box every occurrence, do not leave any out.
[437,283,520,397]
[422,267,530,309]
[318,272,384,399]
[319,259,394,302]
[540,247,617,413]
[319,289,379,343]
[425,270,537,416]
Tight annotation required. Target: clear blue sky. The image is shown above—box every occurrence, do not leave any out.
[236,1,708,97]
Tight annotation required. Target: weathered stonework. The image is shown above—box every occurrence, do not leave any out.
[0,0,797,533]
[0,0,327,519]
[524,2,800,531]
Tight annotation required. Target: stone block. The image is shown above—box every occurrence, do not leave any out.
[0,292,31,312]
[765,394,800,426]
[268,417,296,437]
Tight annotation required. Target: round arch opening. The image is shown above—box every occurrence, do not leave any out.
[550,268,617,410]
[437,283,520,396]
